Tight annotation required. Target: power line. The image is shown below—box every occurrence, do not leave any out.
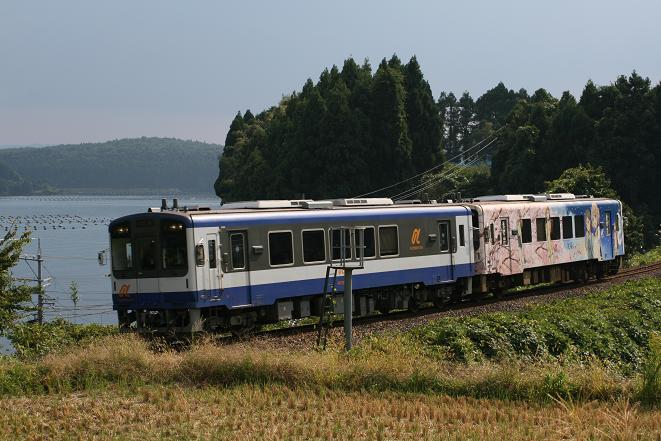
[392,144,493,201]
[394,147,493,201]
[389,137,499,201]
[353,127,503,198]
[42,255,99,261]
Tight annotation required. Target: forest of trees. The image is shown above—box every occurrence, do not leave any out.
[0,137,221,195]
[215,56,660,249]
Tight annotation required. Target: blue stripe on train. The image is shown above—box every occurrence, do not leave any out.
[112,262,473,310]
[192,207,470,228]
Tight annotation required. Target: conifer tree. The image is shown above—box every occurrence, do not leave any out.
[224,111,245,148]
[442,92,460,162]
[369,59,413,190]
[458,92,475,163]
[0,228,32,334]
[404,56,443,174]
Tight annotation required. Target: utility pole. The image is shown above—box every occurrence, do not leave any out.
[17,239,52,324]
[343,266,354,350]
[341,227,364,351]
[317,227,364,352]
[36,239,44,324]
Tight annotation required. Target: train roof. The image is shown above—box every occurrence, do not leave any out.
[145,194,618,215]
[109,194,620,229]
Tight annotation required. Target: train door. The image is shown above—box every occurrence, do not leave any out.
[499,217,513,274]
[438,220,455,281]
[226,231,252,306]
[600,210,614,260]
[205,233,220,294]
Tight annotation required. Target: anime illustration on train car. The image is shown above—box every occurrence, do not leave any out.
[469,194,624,293]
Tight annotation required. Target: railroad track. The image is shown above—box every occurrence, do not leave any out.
[221,261,661,348]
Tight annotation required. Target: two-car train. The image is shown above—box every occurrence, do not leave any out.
[109,194,624,334]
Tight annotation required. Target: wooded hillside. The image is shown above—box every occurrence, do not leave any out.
[215,56,660,248]
[0,137,221,195]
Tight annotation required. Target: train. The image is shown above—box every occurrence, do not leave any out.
[109,194,625,334]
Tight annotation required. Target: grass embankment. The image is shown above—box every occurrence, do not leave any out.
[0,277,659,439]
[1,278,659,403]
[628,245,661,268]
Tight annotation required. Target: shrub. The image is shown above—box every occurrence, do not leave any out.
[8,318,118,359]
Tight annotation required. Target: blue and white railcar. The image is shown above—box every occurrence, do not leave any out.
[109,198,475,333]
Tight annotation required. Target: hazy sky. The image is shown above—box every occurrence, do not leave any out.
[1,0,659,146]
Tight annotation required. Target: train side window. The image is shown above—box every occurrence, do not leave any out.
[615,213,621,232]
[230,233,246,270]
[490,224,495,245]
[521,219,532,243]
[574,215,585,238]
[331,229,352,260]
[562,216,573,239]
[604,211,611,235]
[379,225,399,257]
[471,210,480,251]
[459,225,465,247]
[550,217,561,240]
[268,231,294,266]
[536,218,547,241]
[208,240,217,269]
[439,223,450,252]
[500,219,509,246]
[195,244,205,266]
[362,227,376,258]
[302,229,326,264]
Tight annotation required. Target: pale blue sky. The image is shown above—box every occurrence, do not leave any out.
[1,0,659,145]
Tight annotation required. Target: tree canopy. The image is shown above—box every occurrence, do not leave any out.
[0,228,33,334]
[215,59,660,248]
[545,165,644,252]
[491,73,660,248]
[214,56,443,201]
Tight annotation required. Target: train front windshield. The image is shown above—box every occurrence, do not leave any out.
[110,219,188,279]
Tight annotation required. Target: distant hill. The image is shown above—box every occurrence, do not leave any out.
[0,137,222,195]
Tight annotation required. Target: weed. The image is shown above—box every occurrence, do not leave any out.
[637,333,661,408]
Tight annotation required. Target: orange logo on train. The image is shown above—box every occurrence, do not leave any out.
[410,227,423,250]
[118,284,130,298]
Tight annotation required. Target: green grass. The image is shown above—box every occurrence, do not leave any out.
[411,277,661,370]
[628,246,661,268]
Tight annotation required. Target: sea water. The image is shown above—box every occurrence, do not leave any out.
[0,195,219,353]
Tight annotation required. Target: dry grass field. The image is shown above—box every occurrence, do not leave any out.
[0,385,659,441]
[1,277,659,439]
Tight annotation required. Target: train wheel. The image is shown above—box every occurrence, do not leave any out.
[230,324,255,338]
[230,316,256,338]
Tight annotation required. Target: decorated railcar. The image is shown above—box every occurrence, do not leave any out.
[109,194,624,334]
[468,194,624,293]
